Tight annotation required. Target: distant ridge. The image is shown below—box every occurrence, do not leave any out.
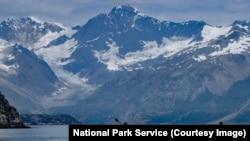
[20,114,82,125]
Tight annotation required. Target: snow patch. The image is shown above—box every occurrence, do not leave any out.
[0,63,19,75]
[7,54,15,61]
[116,5,122,9]
[0,39,18,75]
[0,39,12,51]
[36,38,78,66]
[32,27,76,51]
[94,37,195,71]
[87,37,100,43]
[209,35,250,56]
[202,25,231,42]
[42,70,96,108]
[30,16,67,29]
[94,41,122,71]
[29,16,44,24]
[33,31,59,49]
[193,54,207,62]
[235,24,249,31]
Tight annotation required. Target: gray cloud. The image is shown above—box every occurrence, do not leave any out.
[0,0,249,26]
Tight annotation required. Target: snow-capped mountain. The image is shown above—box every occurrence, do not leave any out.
[0,41,62,113]
[0,17,95,113]
[1,5,250,124]
[0,17,63,47]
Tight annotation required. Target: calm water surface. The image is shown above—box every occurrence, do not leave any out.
[0,125,68,141]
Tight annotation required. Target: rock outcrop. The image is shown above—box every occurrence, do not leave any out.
[0,91,28,128]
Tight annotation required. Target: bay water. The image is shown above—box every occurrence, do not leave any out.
[0,125,68,141]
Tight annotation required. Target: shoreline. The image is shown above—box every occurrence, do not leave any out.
[0,124,30,129]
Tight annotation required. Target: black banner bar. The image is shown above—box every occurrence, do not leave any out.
[69,124,250,140]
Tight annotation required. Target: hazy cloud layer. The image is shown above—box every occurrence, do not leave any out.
[0,0,249,26]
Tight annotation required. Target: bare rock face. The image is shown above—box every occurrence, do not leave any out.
[0,91,28,128]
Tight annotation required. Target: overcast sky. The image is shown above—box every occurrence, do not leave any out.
[0,0,249,27]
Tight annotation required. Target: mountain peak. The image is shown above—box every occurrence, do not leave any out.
[233,20,250,27]
[29,16,44,24]
[1,17,36,27]
[0,17,63,45]
[109,5,141,17]
[114,5,139,12]
[0,17,65,30]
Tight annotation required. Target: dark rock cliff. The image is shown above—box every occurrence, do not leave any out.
[0,91,28,128]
